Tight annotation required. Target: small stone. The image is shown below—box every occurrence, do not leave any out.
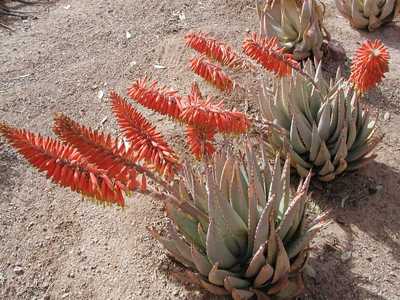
[341,251,352,262]
[14,266,24,275]
[97,90,105,100]
[384,112,391,121]
[68,272,74,278]
[126,31,132,39]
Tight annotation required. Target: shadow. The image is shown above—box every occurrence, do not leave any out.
[311,161,400,264]
[302,248,388,300]
[0,141,21,194]
[0,0,49,31]
[358,22,400,51]
[363,81,400,114]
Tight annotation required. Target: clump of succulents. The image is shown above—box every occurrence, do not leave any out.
[335,0,400,31]
[258,38,389,181]
[150,143,327,299]
[256,0,330,61]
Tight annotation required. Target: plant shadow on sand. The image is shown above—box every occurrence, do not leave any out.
[304,161,400,300]
[0,142,21,195]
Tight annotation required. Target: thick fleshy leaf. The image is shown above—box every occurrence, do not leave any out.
[253,264,274,288]
[191,246,212,276]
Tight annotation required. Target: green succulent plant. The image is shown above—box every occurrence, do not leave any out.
[259,60,382,182]
[335,0,400,31]
[150,143,326,299]
[256,0,330,61]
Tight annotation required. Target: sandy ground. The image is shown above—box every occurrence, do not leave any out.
[0,1,399,299]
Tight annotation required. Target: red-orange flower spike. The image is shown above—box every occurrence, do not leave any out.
[0,123,126,206]
[110,91,179,177]
[185,32,243,69]
[190,56,234,93]
[181,86,250,134]
[127,77,183,120]
[243,33,299,77]
[185,126,215,160]
[53,114,147,187]
[350,40,389,93]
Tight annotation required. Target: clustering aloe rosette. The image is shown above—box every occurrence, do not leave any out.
[335,0,400,31]
[256,0,330,61]
[259,60,383,182]
[150,143,327,299]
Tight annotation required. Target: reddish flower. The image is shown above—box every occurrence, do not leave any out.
[0,123,126,206]
[185,126,215,160]
[185,32,244,69]
[243,33,299,77]
[180,85,250,134]
[190,56,234,93]
[53,113,147,190]
[110,91,179,177]
[127,77,183,120]
[350,40,389,93]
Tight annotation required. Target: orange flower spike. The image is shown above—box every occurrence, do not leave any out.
[189,56,234,93]
[185,32,243,68]
[53,114,146,183]
[110,92,180,176]
[0,123,126,206]
[185,126,216,160]
[127,77,183,120]
[350,40,389,93]
[243,33,299,77]
[181,86,250,134]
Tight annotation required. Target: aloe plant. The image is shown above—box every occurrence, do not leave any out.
[256,0,330,61]
[150,143,327,299]
[259,60,383,182]
[335,0,400,31]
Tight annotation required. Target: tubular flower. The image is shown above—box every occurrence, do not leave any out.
[110,91,179,177]
[185,126,216,160]
[180,87,250,134]
[350,40,389,93]
[189,56,234,93]
[127,77,183,120]
[53,114,147,190]
[243,33,300,77]
[0,123,126,206]
[185,31,244,69]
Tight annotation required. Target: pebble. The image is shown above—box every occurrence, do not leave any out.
[14,266,24,275]
[341,251,352,262]
[384,112,391,121]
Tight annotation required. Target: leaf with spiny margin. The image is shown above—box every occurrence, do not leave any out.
[245,243,266,278]
[208,264,240,286]
[313,141,331,166]
[247,173,259,257]
[268,155,283,213]
[318,159,335,176]
[206,220,237,269]
[317,102,332,141]
[191,246,212,276]
[278,157,291,220]
[219,156,235,202]
[347,135,382,162]
[148,227,195,269]
[253,194,275,255]
[165,202,203,250]
[309,123,322,162]
[271,235,290,284]
[290,117,308,154]
[208,168,248,254]
[287,222,326,259]
[254,264,274,288]
[277,191,306,240]
[266,213,278,266]
[224,276,251,293]
[230,162,250,224]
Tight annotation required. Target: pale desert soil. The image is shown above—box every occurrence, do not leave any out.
[0,1,399,299]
